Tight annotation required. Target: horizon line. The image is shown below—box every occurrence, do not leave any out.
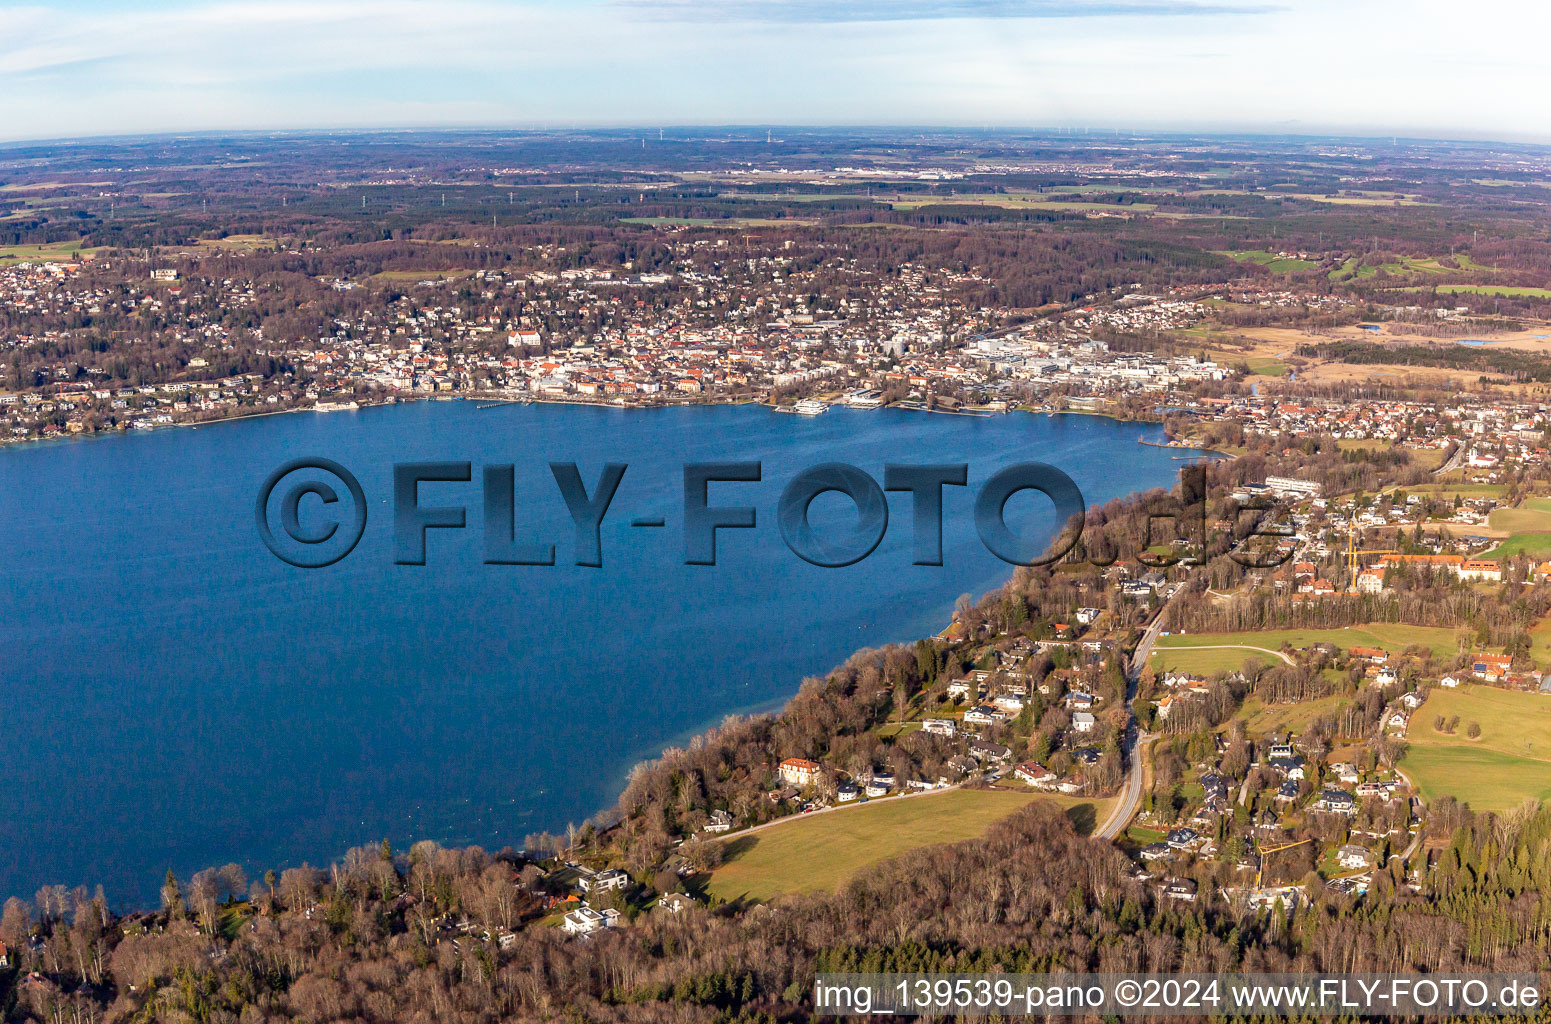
[5,122,1551,152]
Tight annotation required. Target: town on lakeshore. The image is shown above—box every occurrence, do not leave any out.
[6,129,1551,1020]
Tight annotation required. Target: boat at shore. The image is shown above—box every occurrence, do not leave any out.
[775,399,829,415]
[313,400,359,413]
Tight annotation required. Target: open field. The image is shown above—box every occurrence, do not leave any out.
[1228,694,1348,737]
[1402,685,1551,813]
[1281,192,1428,206]
[1329,254,1484,282]
[367,270,473,284]
[1192,322,1551,390]
[1530,617,1551,671]
[888,193,1157,213]
[1408,482,1512,500]
[1484,534,1551,559]
[1341,439,1451,470]
[1155,623,1462,661]
[1432,284,1551,300]
[1149,645,1275,676]
[620,216,818,227]
[708,189,1158,214]
[1187,189,1427,208]
[173,234,280,255]
[1482,498,1551,534]
[1240,356,1288,376]
[1217,249,1317,273]
[1481,499,1551,557]
[0,240,97,265]
[704,789,1108,902]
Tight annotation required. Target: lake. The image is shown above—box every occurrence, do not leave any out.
[0,401,1195,905]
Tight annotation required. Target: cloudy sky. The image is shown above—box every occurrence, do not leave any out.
[2,0,1548,142]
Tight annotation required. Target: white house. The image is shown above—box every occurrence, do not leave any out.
[563,906,619,936]
[578,868,630,894]
[963,705,1006,727]
[1071,711,1097,733]
[1337,844,1373,870]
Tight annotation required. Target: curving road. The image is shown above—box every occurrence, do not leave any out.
[1434,443,1464,477]
[1095,608,1169,841]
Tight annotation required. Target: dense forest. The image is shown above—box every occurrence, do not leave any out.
[3,801,1548,1023]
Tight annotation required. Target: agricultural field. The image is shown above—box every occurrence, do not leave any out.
[1528,617,1551,672]
[1329,254,1489,282]
[1402,685,1551,813]
[1433,284,1551,300]
[1186,189,1425,208]
[1278,191,1427,206]
[367,269,473,284]
[174,234,281,255]
[1407,482,1512,501]
[620,216,817,227]
[1154,623,1463,663]
[887,193,1156,213]
[1217,249,1318,273]
[1484,534,1551,559]
[704,789,1108,903]
[0,240,97,265]
[1482,498,1551,557]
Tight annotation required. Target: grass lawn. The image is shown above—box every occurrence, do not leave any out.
[1402,685,1551,812]
[1483,534,1551,559]
[705,789,1109,903]
[1229,694,1348,737]
[1150,646,1274,676]
[1484,498,1551,556]
[1244,357,1288,376]
[1530,617,1551,671]
[1488,498,1551,533]
[1155,623,1462,661]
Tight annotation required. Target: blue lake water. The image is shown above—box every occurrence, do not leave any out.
[0,402,1194,905]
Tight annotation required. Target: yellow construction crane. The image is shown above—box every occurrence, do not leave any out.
[1256,837,1312,889]
[1345,531,1399,591]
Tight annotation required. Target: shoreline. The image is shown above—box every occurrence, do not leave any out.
[5,399,1219,908]
[0,386,1176,450]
